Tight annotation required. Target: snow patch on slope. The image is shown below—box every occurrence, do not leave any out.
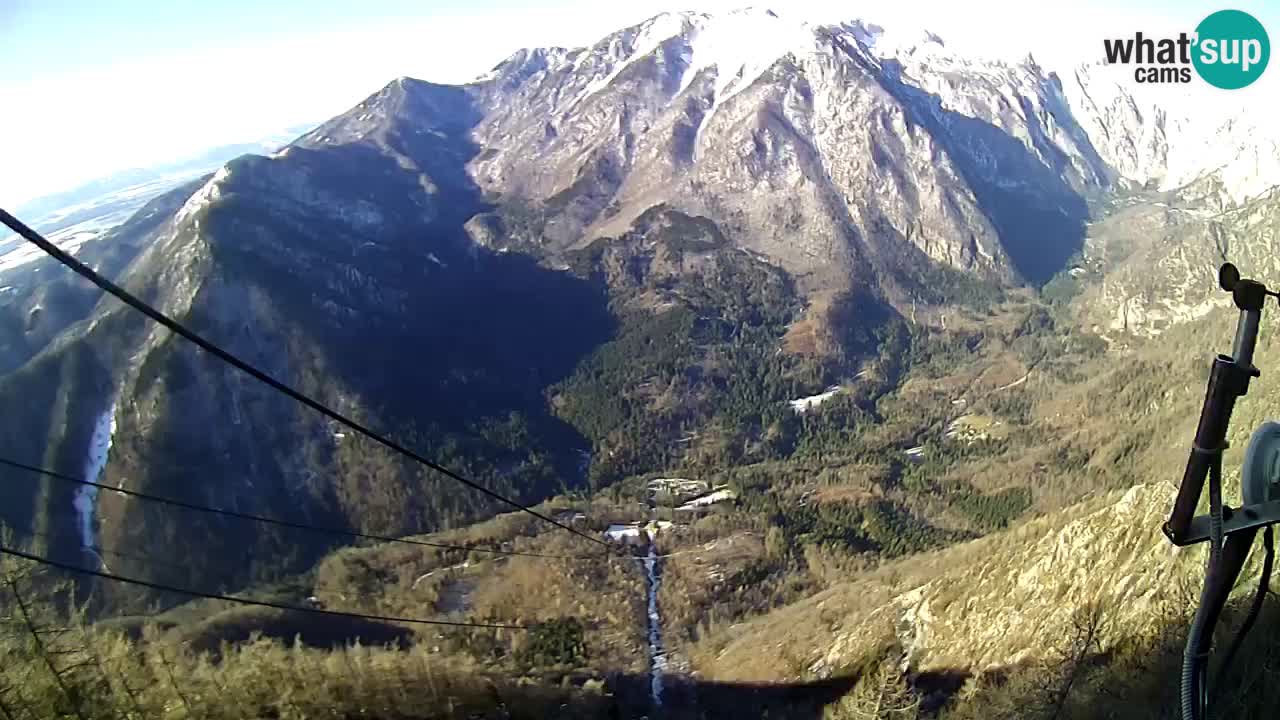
[676,8,818,101]
[568,8,820,117]
[789,385,842,414]
[175,165,231,224]
[676,488,737,511]
[852,22,951,62]
[677,9,823,155]
[75,402,118,560]
[570,12,691,107]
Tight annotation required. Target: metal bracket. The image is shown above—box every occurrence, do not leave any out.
[1170,500,1280,546]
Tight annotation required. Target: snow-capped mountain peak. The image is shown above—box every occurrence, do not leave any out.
[845,21,949,60]
[549,8,823,111]
[672,7,820,101]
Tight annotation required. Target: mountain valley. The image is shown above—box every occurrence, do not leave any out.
[4,7,1280,719]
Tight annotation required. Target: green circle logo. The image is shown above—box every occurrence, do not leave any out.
[1193,9,1270,89]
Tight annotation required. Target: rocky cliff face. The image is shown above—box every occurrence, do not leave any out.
[1060,65,1280,207]
[1072,188,1280,340]
[463,9,1119,287]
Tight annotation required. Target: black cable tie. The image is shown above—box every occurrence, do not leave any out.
[1192,441,1230,456]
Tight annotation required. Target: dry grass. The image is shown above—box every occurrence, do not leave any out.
[1,623,621,720]
[658,531,768,646]
[305,497,649,676]
[683,482,1218,689]
[781,292,837,356]
[0,513,644,720]
[810,484,883,506]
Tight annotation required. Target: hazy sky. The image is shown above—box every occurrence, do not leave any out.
[2,0,1276,206]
